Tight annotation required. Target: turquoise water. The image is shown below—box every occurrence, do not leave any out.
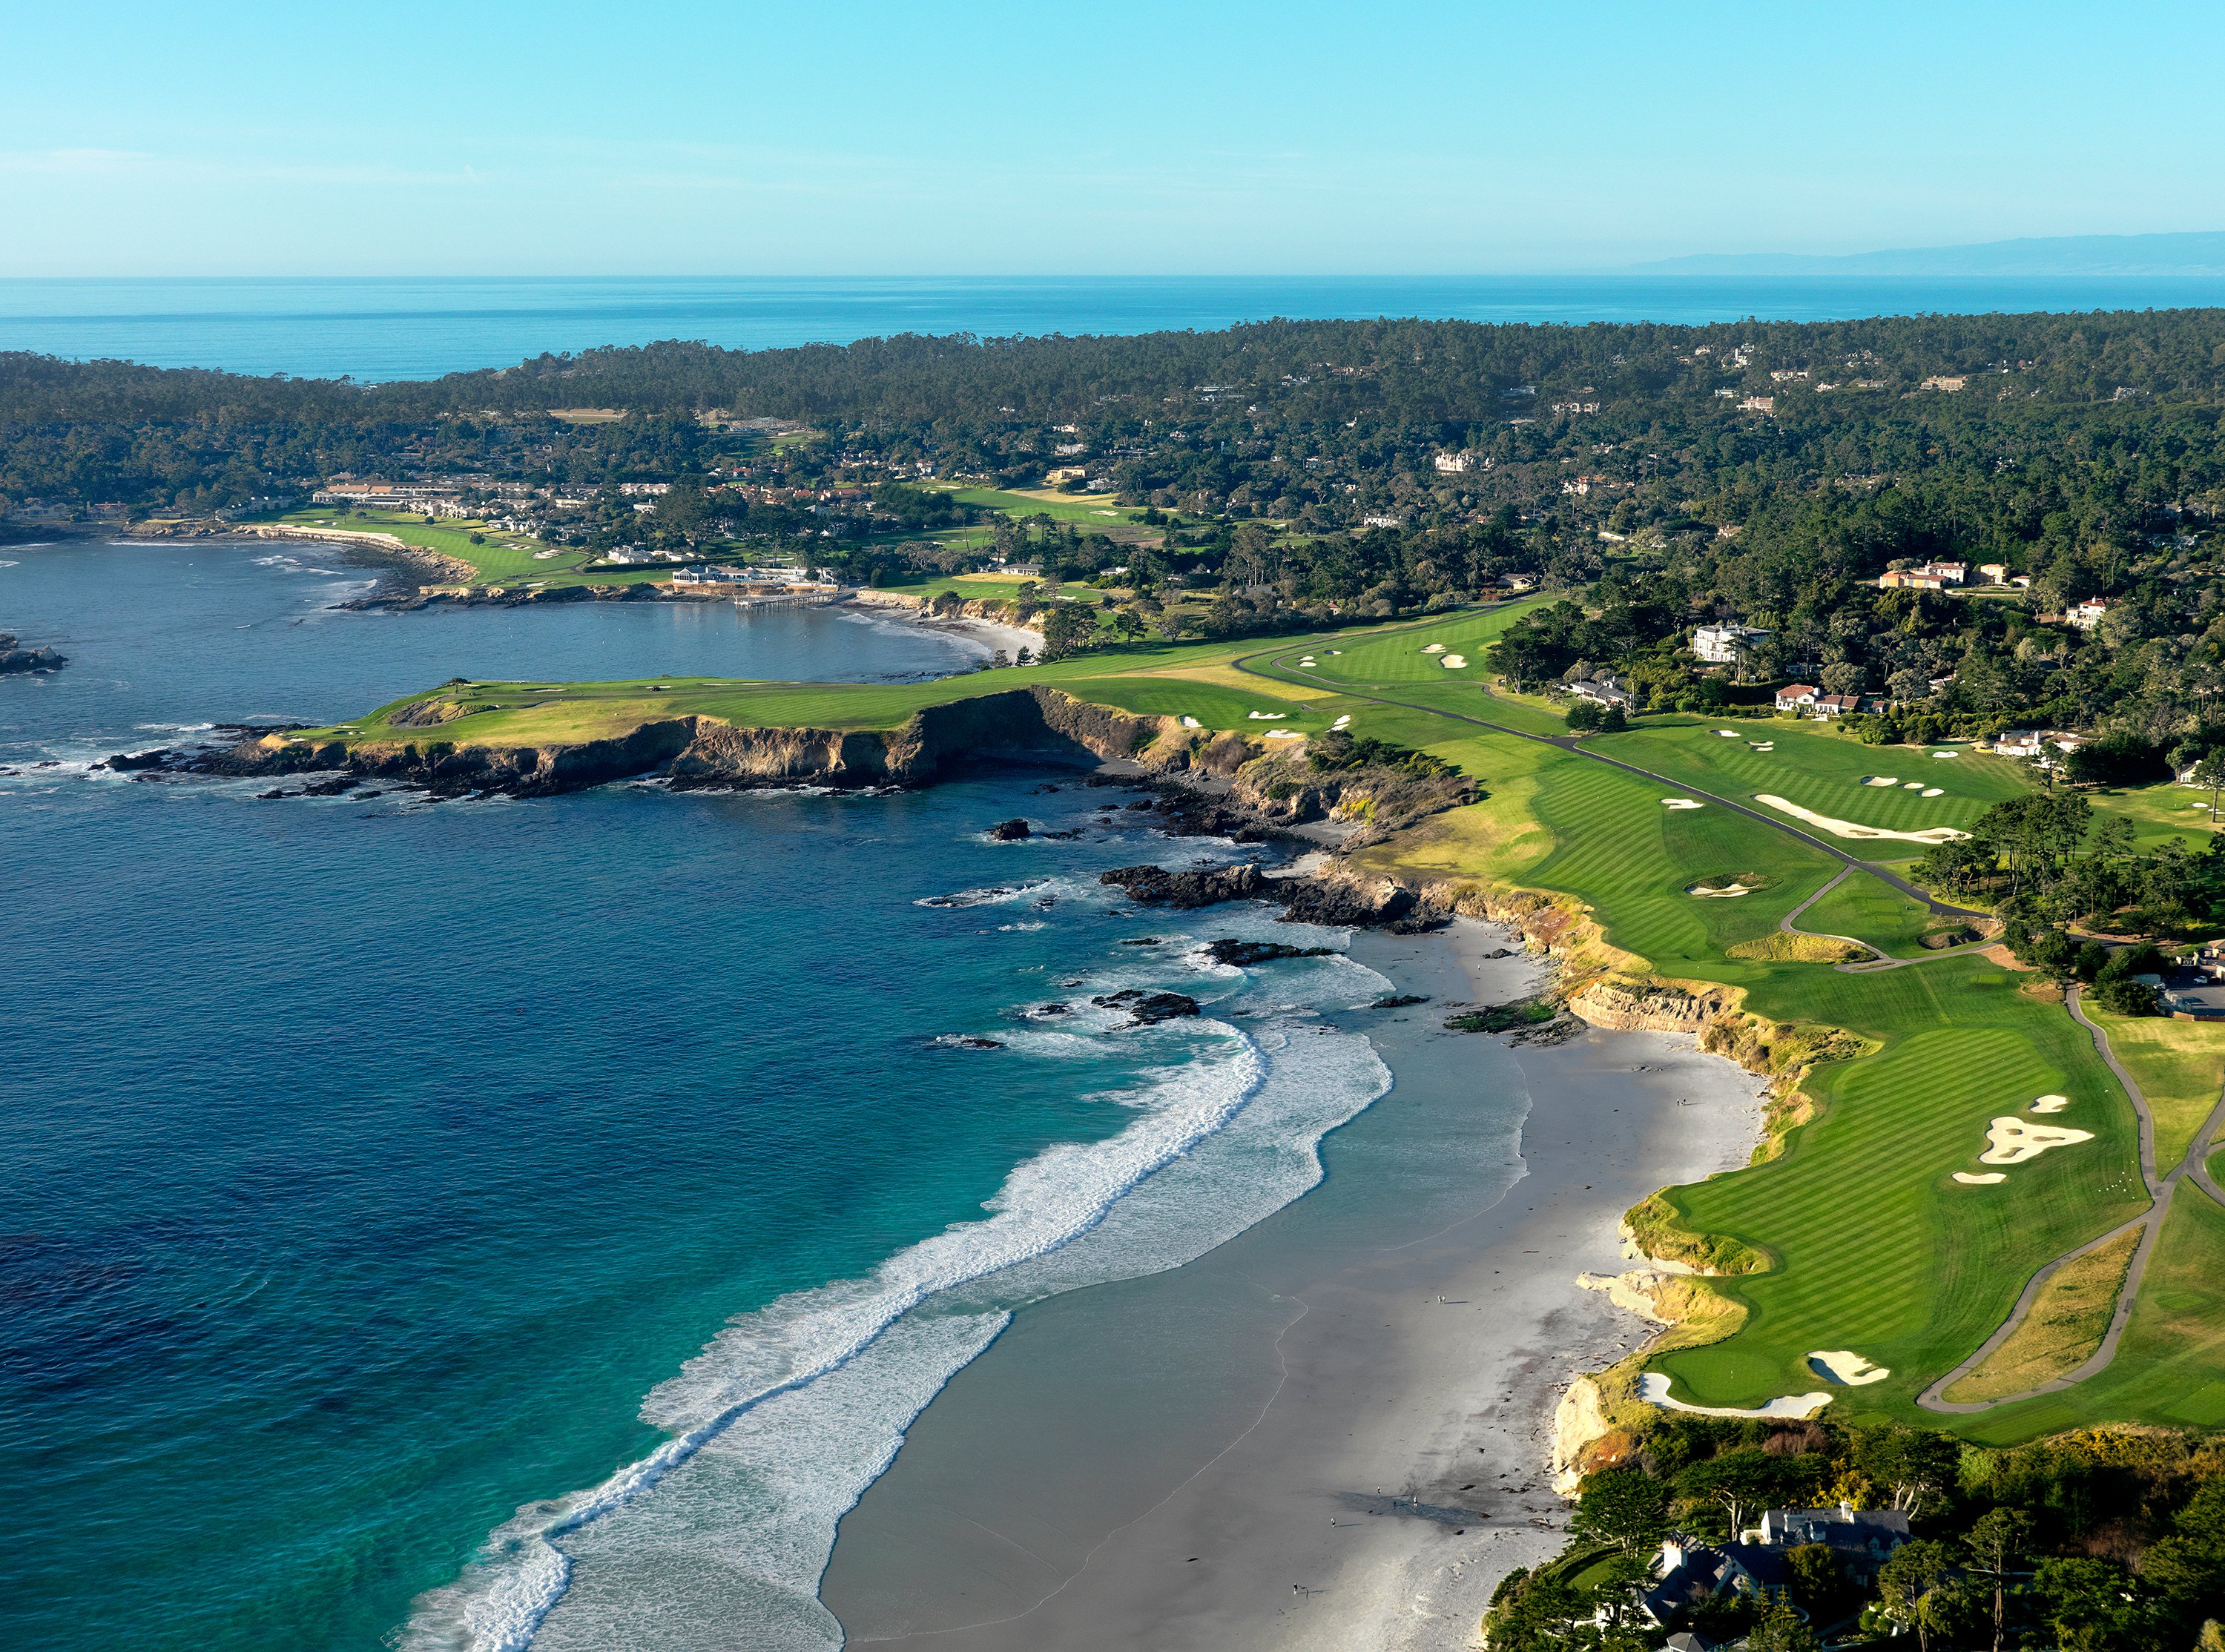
[7,274,2224,380]
[0,540,1391,1650]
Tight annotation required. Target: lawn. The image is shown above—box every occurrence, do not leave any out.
[935,484,1150,527]
[286,601,2225,1440]
[259,509,587,584]
[2083,1008,2225,1168]
[1801,870,1948,956]
[1595,718,2031,842]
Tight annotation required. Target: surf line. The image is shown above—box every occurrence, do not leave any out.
[426,1025,1275,1652]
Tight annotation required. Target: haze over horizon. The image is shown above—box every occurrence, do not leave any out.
[7,0,2224,279]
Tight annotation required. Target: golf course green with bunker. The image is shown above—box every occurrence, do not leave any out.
[251,597,2225,1443]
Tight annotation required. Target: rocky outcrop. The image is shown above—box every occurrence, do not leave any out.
[1100,862,1268,908]
[1092,989,1201,1025]
[0,633,66,673]
[1204,939,1334,966]
[1566,977,1731,1034]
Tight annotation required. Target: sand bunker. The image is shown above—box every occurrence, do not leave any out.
[1331,714,1351,728]
[1922,787,1944,797]
[2031,1094,2071,1114]
[1862,776,1902,787]
[1809,1349,1891,1386]
[1180,716,1203,729]
[1689,882,1756,898]
[1980,1116,2095,1165]
[1297,657,1316,667]
[1639,1372,1832,1419]
[1750,741,1775,750]
[1954,1172,2008,1185]
[1246,711,1288,721]
[1903,782,1924,790]
[1933,750,1959,759]
[1423,643,1446,653]
[1663,799,1704,810]
[1753,795,1968,844]
[1717,730,1739,737]
[1441,654,1468,668]
[1264,729,1305,740]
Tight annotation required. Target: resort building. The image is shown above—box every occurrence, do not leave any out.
[1640,1506,1908,1630]
[1692,623,1770,666]
[1810,693,1865,716]
[1567,678,1632,707]
[1775,684,1819,711]
[1879,561,1967,591]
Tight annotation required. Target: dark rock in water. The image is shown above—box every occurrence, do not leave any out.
[1371,994,1430,1008]
[0,633,67,674]
[300,776,361,797]
[1277,878,1446,931]
[988,818,1033,841]
[1100,862,1266,908]
[1205,938,1336,967]
[1126,800,1156,811]
[1027,1002,1072,1019]
[934,1034,1006,1050]
[104,748,171,772]
[1119,937,1164,947]
[1092,989,1202,1025]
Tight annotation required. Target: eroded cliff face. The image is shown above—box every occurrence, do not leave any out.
[222,686,1231,796]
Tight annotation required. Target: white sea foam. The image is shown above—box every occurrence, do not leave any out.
[405,950,1395,1652]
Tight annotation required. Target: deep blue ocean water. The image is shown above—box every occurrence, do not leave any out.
[0,541,1392,1651]
[6,274,2225,381]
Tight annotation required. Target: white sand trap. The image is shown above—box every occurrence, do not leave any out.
[2030,1094,2071,1114]
[1750,741,1775,750]
[1862,776,1901,787]
[1663,799,1704,810]
[1809,1349,1891,1386]
[1440,654,1467,668]
[1689,882,1756,898]
[1246,711,1288,720]
[1954,1172,2008,1185]
[1717,730,1739,737]
[1933,750,1959,759]
[1753,795,1968,844]
[1922,787,1944,797]
[1331,714,1351,727]
[1180,716,1203,729]
[1640,1372,1832,1419]
[1297,658,1316,667]
[1980,1116,2095,1164]
[1423,643,1446,653]
[1903,782,1924,790]
[1264,729,1305,739]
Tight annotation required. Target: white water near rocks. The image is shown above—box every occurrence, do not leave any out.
[400,892,1395,1652]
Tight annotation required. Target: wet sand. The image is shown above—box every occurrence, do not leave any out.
[821,919,1765,1650]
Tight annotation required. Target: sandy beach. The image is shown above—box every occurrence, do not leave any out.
[820,916,1767,1650]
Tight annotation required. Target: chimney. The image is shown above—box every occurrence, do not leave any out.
[1839,1500,1854,1521]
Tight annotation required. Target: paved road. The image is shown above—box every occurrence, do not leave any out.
[1919,986,2225,1414]
[1231,642,1983,919]
[1230,625,2221,1413]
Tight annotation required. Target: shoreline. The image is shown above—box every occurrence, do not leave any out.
[817,916,1768,1650]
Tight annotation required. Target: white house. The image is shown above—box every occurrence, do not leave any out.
[2069,597,2112,630]
[1693,624,1770,665]
[1775,683,1819,711]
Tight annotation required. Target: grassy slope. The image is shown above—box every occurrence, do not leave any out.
[1942,1227,2141,1404]
[307,592,2221,1438]
[2083,1009,2225,1169]
[261,509,592,583]
[1802,870,1945,956]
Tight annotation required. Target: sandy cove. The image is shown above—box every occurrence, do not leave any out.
[820,916,1767,1651]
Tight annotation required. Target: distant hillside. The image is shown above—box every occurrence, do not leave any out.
[1634,231,2225,278]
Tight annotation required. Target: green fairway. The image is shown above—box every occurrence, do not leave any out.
[260,509,586,583]
[1801,869,1948,956]
[289,598,2225,1439]
[935,484,1149,526]
[1595,718,2030,840]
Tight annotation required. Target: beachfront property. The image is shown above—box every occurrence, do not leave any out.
[1691,623,1770,666]
[1640,1506,1909,1628]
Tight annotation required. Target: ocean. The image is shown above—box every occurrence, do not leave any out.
[0,539,1400,1651]
[7,274,2225,381]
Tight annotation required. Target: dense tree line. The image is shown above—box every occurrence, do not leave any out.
[1492,1416,2225,1650]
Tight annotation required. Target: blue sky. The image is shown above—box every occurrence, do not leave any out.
[4,0,2219,276]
